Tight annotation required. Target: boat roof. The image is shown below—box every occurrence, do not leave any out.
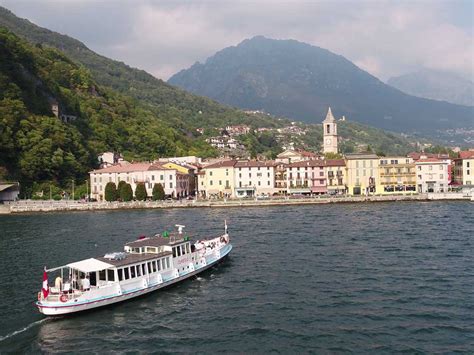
[96,251,172,267]
[126,234,190,248]
[67,258,114,273]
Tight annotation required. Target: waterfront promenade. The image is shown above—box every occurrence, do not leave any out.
[0,192,471,214]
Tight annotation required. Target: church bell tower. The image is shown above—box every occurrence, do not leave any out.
[322,107,338,154]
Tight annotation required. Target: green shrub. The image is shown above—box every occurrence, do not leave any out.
[135,182,147,201]
[120,183,133,202]
[152,183,165,201]
[104,182,117,201]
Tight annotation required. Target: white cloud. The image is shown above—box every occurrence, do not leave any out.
[1,0,472,81]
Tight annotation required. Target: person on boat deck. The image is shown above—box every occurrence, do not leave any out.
[82,275,90,291]
[55,276,62,292]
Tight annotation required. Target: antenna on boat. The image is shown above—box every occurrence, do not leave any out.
[224,220,228,234]
[175,224,185,234]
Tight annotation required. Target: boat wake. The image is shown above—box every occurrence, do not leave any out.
[0,318,48,343]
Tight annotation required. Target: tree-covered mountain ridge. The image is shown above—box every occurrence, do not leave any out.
[0,6,280,131]
[169,36,474,134]
[0,27,221,186]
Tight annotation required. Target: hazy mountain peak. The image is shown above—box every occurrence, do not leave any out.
[388,69,473,106]
[169,37,473,133]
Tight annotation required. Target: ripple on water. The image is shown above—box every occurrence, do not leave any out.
[0,202,473,353]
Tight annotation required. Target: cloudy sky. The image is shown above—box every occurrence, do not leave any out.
[1,0,472,81]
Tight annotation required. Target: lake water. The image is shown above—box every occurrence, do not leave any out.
[0,202,473,353]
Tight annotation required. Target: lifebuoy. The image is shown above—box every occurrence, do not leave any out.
[60,294,68,303]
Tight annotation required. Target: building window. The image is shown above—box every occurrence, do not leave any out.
[226,169,229,176]
[440,174,443,179]
[326,124,330,134]
[210,180,213,186]
[170,182,173,188]
[152,175,155,181]
[160,175,164,180]
[210,171,213,176]
[258,181,261,186]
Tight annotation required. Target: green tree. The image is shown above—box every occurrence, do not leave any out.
[104,182,117,201]
[117,180,127,194]
[152,183,165,201]
[120,183,133,202]
[324,152,343,160]
[135,182,147,201]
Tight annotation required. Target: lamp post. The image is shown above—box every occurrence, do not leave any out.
[72,179,75,201]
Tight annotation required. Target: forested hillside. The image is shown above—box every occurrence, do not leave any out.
[0,6,280,131]
[0,28,216,188]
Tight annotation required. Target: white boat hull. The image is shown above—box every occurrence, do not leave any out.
[36,243,232,316]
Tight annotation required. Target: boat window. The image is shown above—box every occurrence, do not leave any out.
[124,268,130,280]
[186,243,191,254]
[108,269,115,282]
[130,266,136,278]
[157,259,161,271]
[118,269,123,281]
[99,269,106,281]
[152,261,157,272]
[147,262,152,274]
[136,265,141,277]
[177,247,181,257]
[173,248,176,258]
[181,245,186,255]
[142,264,146,275]
[166,257,170,269]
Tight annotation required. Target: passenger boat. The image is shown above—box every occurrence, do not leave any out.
[36,223,232,316]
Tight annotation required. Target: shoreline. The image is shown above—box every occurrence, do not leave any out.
[0,193,471,214]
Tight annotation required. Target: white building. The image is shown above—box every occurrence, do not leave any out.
[234,161,277,197]
[322,107,338,154]
[89,162,190,201]
[415,158,449,193]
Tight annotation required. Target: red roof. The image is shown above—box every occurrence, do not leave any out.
[459,151,474,159]
[90,162,173,174]
[416,158,446,163]
[202,160,236,169]
[408,152,449,160]
[235,160,276,167]
[325,159,345,167]
[289,160,325,168]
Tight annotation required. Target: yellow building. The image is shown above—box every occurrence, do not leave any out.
[377,157,416,194]
[163,162,197,195]
[345,153,379,195]
[198,160,236,198]
[325,159,346,194]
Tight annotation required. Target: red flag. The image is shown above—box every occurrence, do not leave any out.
[42,269,49,299]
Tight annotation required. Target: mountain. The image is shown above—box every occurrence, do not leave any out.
[169,36,474,134]
[0,6,280,131]
[387,69,473,107]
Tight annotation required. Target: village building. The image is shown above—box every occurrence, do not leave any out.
[89,162,190,201]
[415,159,449,193]
[198,160,236,199]
[234,161,277,198]
[345,153,379,195]
[286,160,327,195]
[453,150,474,187]
[276,149,318,164]
[322,107,338,154]
[0,182,20,202]
[325,159,346,194]
[377,157,416,194]
[274,162,288,195]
